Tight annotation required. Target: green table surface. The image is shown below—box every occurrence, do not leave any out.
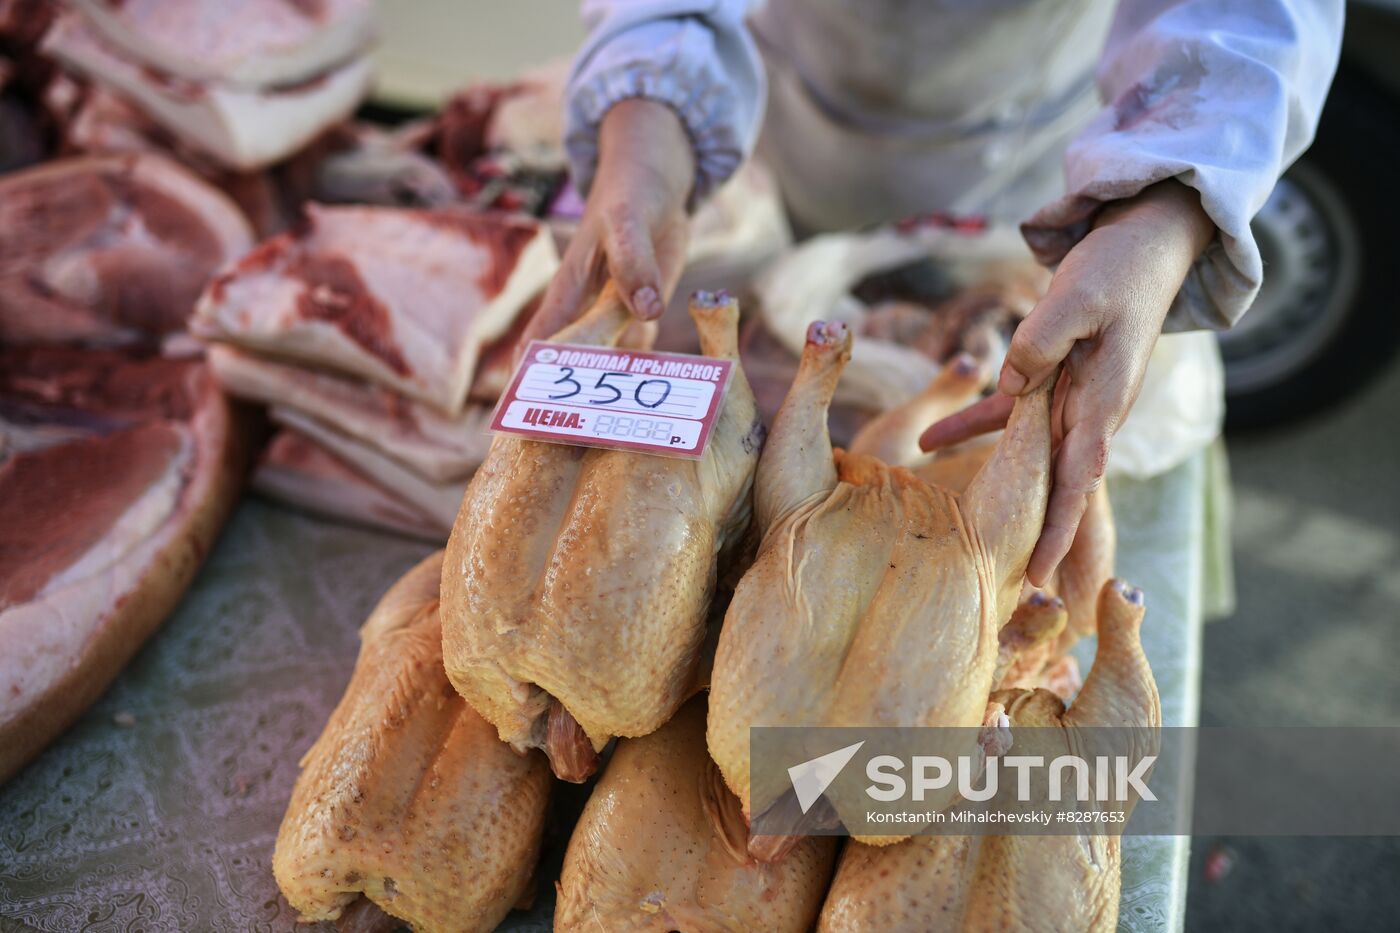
[0,454,1206,933]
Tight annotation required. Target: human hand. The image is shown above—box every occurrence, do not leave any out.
[521,98,694,346]
[921,180,1215,586]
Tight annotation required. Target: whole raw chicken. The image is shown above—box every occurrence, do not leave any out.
[817,578,1162,932]
[707,322,1053,853]
[850,357,1116,652]
[556,695,836,932]
[274,552,551,933]
[441,287,763,781]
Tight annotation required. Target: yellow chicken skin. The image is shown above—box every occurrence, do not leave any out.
[273,552,551,933]
[855,355,1117,653]
[817,578,1161,932]
[707,321,1054,855]
[439,287,763,782]
[556,695,837,932]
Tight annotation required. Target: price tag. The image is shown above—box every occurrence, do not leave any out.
[489,341,734,459]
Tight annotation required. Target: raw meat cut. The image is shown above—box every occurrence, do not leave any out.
[707,322,1053,852]
[67,0,375,89]
[274,552,551,933]
[43,11,373,171]
[0,346,247,783]
[194,203,558,413]
[816,579,1160,932]
[270,406,466,530]
[207,344,493,483]
[440,287,764,782]
[252,430,446,541]
[556,695,836,932]
[0,154,254,345]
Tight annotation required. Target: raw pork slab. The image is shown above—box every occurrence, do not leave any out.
[0,154,254,345]
[44,13,373,171]
[69,0,375,89]
[271,407,466,530]
[0,346,249,784]
[195,203,557,413]
[253,429,447,541]
[208,345,492,483]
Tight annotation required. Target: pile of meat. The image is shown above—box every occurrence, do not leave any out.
[0,147,259,781]
[42,0,376,172]
[196,202,559,539]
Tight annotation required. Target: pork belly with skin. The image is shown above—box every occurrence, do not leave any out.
[207,344,493,483]
[252,430,448,541]
[195,204,558,414]
[0,346,248,783]
[0,154,253,345]
[43,2,375,171]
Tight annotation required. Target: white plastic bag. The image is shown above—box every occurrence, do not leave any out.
[754,221,1223,479]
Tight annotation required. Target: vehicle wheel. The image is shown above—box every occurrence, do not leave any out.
[1221,65,1400,431]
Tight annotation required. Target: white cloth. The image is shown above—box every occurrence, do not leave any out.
[564,0,1344,331]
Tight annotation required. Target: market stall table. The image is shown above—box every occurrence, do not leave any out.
[0,452,1209,932]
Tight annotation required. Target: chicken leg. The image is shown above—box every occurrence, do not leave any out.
[707,324,1054,853]
[442,287,763,781]
[992,592,1068,692]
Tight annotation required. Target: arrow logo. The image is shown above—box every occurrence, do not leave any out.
[788,741,865,814]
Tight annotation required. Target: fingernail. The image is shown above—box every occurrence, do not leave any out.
[1115,579,1145,606]
[999,364,1027,396]
[632,286,662,320]
[952,353,979,377]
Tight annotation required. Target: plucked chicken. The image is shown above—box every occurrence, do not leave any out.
[707,322,1053,851]
[556,695,836,932]
[274,552,551,933]
[853,358,1116,651]
[440,287,764,782]
[816,578,1161,932]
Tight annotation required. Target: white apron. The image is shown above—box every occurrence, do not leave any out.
[750,0,1115,233]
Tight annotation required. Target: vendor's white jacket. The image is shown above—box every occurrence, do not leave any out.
[563,0,1343,334]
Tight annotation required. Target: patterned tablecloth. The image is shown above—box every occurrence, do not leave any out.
[0,453,1206,933]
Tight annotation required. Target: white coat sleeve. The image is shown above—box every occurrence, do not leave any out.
[564,0,766,205]
[1021,0,1344,332]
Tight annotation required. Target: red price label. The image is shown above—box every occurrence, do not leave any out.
[489,341,733,459]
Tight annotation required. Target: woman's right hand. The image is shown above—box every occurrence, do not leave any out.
[521,98,695,345]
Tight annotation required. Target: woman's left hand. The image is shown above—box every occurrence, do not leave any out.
[921,179,1215,587]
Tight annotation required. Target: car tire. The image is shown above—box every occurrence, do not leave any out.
[1221,64,1400,431]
